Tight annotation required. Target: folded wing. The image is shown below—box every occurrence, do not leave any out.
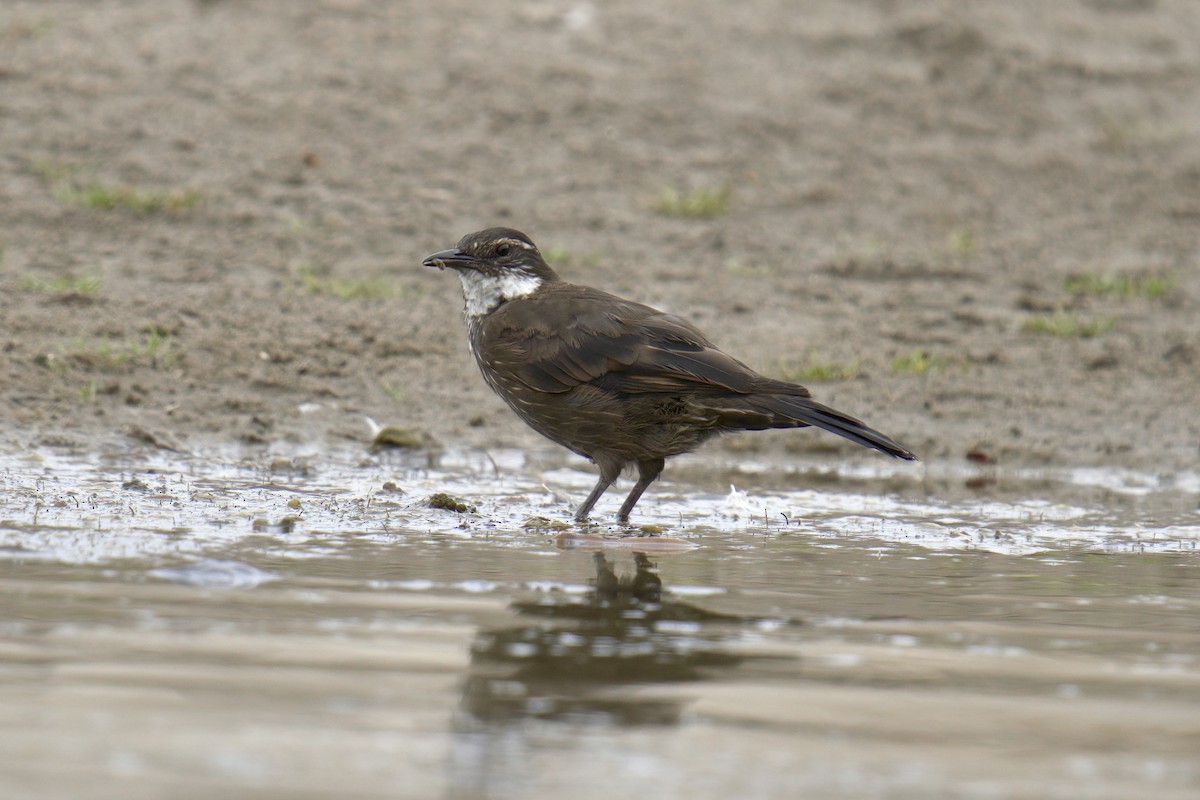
[480,284,915,461]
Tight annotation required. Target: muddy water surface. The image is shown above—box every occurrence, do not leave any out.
[2,446,1198,799]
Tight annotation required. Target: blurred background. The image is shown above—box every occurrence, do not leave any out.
[1,0,1197,470]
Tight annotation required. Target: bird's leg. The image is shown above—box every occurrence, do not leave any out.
[616,457,665,522]
[574,461,621,521]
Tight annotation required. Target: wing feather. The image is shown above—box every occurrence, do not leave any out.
[478,283,808,399]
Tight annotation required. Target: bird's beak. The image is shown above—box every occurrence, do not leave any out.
[422,248,479,271]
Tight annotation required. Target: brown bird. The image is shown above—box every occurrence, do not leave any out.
[424,228,917,522]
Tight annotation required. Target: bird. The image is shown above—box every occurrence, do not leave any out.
[424,227,917,523]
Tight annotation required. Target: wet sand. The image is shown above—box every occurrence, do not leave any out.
[2,446,1199,798]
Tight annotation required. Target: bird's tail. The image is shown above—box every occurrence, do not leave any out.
[716,394,918,461]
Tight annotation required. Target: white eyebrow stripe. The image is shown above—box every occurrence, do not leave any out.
[498,238,535,251]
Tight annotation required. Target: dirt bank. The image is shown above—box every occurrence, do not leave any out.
[2,0,1198,474]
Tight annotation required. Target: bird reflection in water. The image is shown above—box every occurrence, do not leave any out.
[457,551,756,729]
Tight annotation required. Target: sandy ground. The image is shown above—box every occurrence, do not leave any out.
[2,0,1198,474]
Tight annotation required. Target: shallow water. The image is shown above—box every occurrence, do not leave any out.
[1,445,1198,799]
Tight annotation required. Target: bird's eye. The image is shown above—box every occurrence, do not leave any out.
[496,243,511,258]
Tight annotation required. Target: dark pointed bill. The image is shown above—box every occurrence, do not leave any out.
[422,248,479,271]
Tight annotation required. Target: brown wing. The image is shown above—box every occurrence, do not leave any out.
[478,282,915,461]
[479,282,810,399]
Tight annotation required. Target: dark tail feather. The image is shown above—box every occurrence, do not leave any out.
[753,395,918,461]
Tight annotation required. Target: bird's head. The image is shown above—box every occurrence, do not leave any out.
[423,228,559,317]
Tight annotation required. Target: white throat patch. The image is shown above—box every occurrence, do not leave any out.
[458,270,543,317]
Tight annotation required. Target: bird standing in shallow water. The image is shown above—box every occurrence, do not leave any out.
[424,228,917,522]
